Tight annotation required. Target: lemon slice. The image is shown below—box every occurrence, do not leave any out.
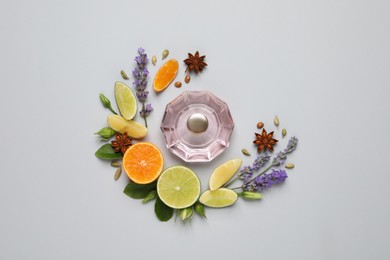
[157,166,201,209]
[114,81,137,120]
[199,188,238,208]
[209,159,242,190]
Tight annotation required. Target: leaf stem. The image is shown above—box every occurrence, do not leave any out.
[109,107,117,115]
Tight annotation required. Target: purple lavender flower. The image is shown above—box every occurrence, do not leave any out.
[252,153,271,171]
[272,137,298,166]
[286,137,298,153]
[133,47,152,127]
[134,48,148,69]
[272,151,287,166]
[250,169,288,191]
[238,153,270,181]
[238,137,297,192]
[136,91,149,102]
[140,103,153,118]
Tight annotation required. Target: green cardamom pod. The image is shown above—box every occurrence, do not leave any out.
[120,70,129,80]
[95,127,116,139]
[99,93,117,115]
[274,115,280,127]
[142,190,157,204]
[194,202,206,219]
[162,49,169,60]
[241,149,251,156]
[152,56,157,66]
[179,207,193,222]
[285,163,295,169]
[114,168,122,180]
[282,128,287,138]
[111,161,121,168]
[238,191,263,200]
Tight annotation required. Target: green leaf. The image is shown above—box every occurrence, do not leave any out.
[142,190,157,204]
[155,197,174,222]
[95,144,123,160]
[237,191,263,200]
[123,181,157,199]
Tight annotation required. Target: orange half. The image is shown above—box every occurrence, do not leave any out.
[122,142,164,184]
[153,59,179,92]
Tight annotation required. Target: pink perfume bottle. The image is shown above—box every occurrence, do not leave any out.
[160,91,234,162]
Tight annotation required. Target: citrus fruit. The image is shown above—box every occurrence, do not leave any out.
[209,159,242,190]
[157,166,201,209]
[153,59,179,92]
[122,142,164,184]
[199,188,238,208]
[107,115,147,139]
[114,81,137,120]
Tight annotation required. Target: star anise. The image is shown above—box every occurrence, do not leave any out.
[253,129,278,153]
[183,51,207,73]
[111,132,132,154]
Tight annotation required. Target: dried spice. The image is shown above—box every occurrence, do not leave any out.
[285,163,295,169]
[152,56,157,66]
[282,128,287,138]
[183,51,207,73]
[111,132,133,154]
[257,122,264,129]
[111,161,121,167]
[120,70,129,80]
[174,81,182,88]
[114,168,122,180]
[274,116,280,127]
[184,75,191,83]
[241,149,251,156]
[253,129,278,153]
[162,49,169,60]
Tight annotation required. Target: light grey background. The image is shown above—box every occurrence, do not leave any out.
[1,0,389,259]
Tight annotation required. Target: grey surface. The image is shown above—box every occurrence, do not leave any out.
[1,0,389,259]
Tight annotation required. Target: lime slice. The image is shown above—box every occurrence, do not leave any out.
[157,166,201,209]
[209,159,242,190]
[114,81,137,120]
[199,188,238,208]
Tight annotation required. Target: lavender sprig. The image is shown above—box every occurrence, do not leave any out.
[250,169,288,192]
[272,136,298,166]
[224,154,270,188]
[133,47,152,127]
[238,153,271,180]
[231,136,298,191]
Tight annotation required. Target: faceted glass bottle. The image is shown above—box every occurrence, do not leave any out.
[160,91,234,162]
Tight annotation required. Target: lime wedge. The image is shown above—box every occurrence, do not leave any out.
[157,166,201,209]
[114,81,137,120]
[199,188,238,208]
[209,159,242,190]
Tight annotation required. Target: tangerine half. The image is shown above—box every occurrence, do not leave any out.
[153,59,179,92]
[122,142,164,184]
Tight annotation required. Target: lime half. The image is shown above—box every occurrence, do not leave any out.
[209,159,242,190]
[114,81,137,120]
[199,188,238,208]
[157,166,201,209]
